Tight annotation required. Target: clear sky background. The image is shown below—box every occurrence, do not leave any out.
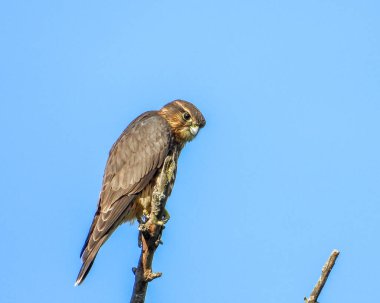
[1,1,379,302]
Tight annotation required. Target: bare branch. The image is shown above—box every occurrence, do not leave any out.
[129,155,176,303]
[304,249,340,303]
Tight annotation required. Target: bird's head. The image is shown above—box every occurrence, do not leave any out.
[159,100,206,143]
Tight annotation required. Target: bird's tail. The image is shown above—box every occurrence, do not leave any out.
[75,197,134,286]
[75,236,107,286]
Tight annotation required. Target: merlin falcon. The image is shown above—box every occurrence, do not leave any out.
[75,100,206,286]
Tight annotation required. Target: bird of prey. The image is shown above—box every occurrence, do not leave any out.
[75,100,206,286]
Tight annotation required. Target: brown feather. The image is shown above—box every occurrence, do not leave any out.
[76,100,205,286]
[76,112,172,285]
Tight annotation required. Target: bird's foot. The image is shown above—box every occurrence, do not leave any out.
[137,210,151,232]
[139,210,150,224]
[156,209,171,226]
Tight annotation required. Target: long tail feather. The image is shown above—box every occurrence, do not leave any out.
[75,236,107,286]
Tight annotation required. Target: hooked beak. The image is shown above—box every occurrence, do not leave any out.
[189,125,199,136]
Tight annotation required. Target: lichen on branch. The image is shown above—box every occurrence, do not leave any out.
[130,154,177,303]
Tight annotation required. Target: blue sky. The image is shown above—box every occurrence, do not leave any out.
[1,1,379,302]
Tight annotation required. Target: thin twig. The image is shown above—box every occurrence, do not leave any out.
[130,154,177,303]
[304,249,340,303]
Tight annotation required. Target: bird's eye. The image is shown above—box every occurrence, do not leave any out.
[183,112,191,121]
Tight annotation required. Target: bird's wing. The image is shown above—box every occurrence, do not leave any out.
[101,111,172,208]
[76,112,171,285]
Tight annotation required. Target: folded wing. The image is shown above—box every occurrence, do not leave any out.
[76,112,171,285]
